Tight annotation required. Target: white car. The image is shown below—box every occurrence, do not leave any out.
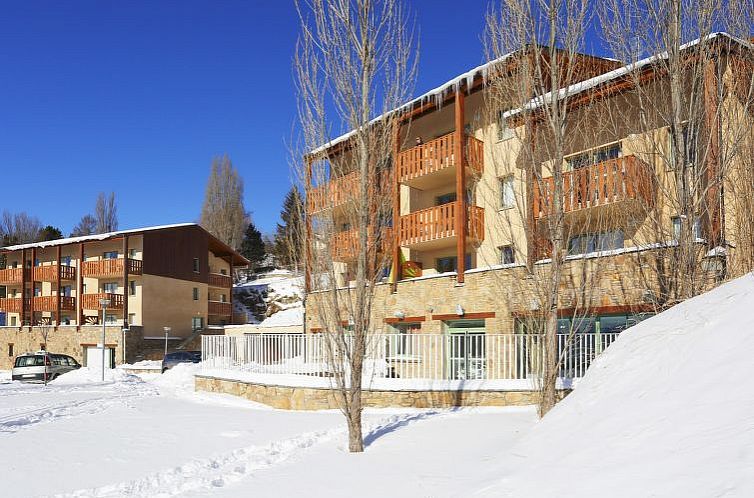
[11,351,81,383]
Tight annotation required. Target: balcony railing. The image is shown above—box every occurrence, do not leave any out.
[533,155,653,219]
[82,293,124,310]
[397,132,484,184]
[32,296,76,312]
[0,268,25,285]
[208,273,232,288]
[0,297,25,313]
[398,202,484,247]
[32,265,77,282]
[81,258,143,278]
[208,300,232,316]
[331,227,393,261]
[307,171,359,214]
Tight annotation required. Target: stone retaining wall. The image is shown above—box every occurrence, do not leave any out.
[195,374,567,410]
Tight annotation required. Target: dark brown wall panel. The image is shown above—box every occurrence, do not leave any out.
[142,226,209,283]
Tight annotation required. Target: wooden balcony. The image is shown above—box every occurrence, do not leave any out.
[0,297,25,314]
[397,132,484,189]
[82,293,125,311]
[0,268,25,285]
[208,300,232,316]
[81,258,143,278]
[398,202,484,250]
[331,227,393,262]
[32,296,76,312]
[32,265,77,282]
[208,273,232,288]
[533,155,653,219]
[307,171,359,214]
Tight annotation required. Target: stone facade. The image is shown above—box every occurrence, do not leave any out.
[195,374,569,410]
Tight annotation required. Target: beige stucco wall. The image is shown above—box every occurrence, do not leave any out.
[141,274,207,338]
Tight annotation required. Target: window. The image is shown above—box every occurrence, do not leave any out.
[435,254,472,273]
[568,231,624,256]
[61,286,72,297]
[103,282,118,294]
[566,144,621,170]
[497,111,515,141]
[33,285,42,297]
[392,323,421,356]
[220,269,227,276]
[129,280,136,296]
[105,314,118,325]
[61,316,70,325]
[128,313,136,325]
[34,259,40,267]
[435,192,457,206]
[193,258,200,273]
[103,251,118,260]
[671,215,702,241]
[192,287,199,301]
[500,176,515,209]
[192,317,204,331]
[220,294,227,303]
[500,245,515,265]
[61,256,72,267]
[669,124,697,170]
[11,316,17,326]
[8,343,13,357]
[128,249,136,259]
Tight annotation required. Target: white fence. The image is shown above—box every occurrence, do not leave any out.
[201,332,620,383]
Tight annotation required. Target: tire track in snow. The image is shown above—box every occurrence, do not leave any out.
[53,410,448,498]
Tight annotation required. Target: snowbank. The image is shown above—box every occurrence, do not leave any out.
[119,360,162,370]
[152,362,202,394]
[478,274,754,497]
[51,367,143,385]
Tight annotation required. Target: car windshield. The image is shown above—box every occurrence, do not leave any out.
[14,355,45,367]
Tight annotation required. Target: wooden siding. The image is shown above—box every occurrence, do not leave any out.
[142,225,209,283]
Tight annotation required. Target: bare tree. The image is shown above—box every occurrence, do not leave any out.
[1,211,43,245]
[295,0,417,452]
[94,192,118,234]
[70,214,97,237]
[200,154,248,250]
[598,0,754,302]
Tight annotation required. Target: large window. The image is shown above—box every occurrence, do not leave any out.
[568,230,624,256]
[671,215,702,241]
[435,254,472,273]
[103,282,118,294]
[499,176,515,209]
[566,144,621,170]
[103,251,118,260]
[435,192,457,206]
[500,245,515,265]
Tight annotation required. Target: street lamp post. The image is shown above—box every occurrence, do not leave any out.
[99,298,111,382]
[163,326,171,357]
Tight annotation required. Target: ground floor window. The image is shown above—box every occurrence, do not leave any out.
[435,254,472,273]
[104,313,118,325]
[568,230,624,256]
[390,322,421,356]
[192,317,204,331]
[445,320,486,380]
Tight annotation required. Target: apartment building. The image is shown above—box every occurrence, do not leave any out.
[304,33,754,339]
[0,223,248,369]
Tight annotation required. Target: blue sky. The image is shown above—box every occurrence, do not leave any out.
[0,1,606,236]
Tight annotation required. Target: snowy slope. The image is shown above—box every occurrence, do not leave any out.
[477,273,754,498]
[233,270,303,324]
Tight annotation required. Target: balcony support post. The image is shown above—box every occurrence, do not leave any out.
[123,236,129,328]
[304,157,313,293]
[78,243,84,329]
[56,245,61,328]
[20,248,26,328]
[454,89,467,284]
[29,247,35,326]
[229,256,234,325]
[391,121,401,292]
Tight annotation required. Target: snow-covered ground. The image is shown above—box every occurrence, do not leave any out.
[0,362,536,497]
[475,273,754,497]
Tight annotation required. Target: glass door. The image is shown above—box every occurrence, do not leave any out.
[446,320,486,380]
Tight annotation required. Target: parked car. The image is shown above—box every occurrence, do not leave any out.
[161,351,202,373]
[11,351,81,382]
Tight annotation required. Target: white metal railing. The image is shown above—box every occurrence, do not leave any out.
[201,332,620,382]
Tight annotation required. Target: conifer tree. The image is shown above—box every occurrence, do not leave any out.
[240,221,266,270]
[273,186,304,270]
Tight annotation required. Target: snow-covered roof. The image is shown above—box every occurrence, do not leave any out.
[1,223,196,252]
[504,32,753,120]
[258,307,304,328]
[308,51,518,156]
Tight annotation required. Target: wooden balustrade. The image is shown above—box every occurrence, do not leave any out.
[0,268,24,285]
[82,293,124,310]
[32,296,76,312]
[398,202,484,247]
[307,171,360,214]
[81,258,143,277]
[32,265,77,282]
[208,273,232,288]
[397,132,484,184]
[533,155,653,219]
[208,301,232,316]
[0,297,24,313]
[331,227,393,261]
